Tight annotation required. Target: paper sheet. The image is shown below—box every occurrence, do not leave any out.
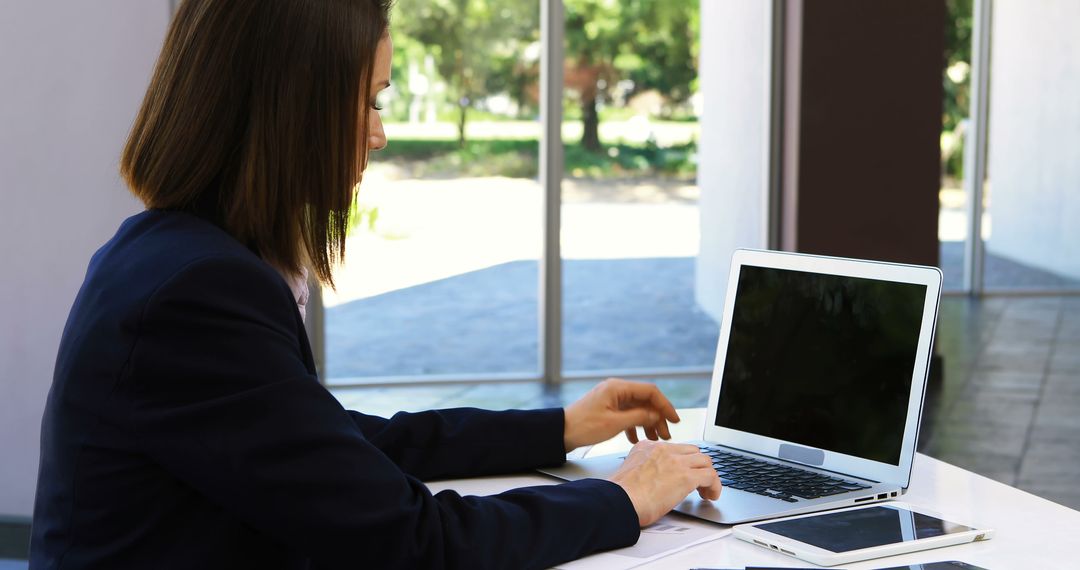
[556,514,732,570]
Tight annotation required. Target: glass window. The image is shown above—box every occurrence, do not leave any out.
[560,0,717,375]
[980,0,1080,291]
[324,0,542,383]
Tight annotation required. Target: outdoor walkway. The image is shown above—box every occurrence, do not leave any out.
[325,258,719,379]
[325,246,1079,380]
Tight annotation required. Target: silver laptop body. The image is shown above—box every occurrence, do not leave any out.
[540,249,943,525]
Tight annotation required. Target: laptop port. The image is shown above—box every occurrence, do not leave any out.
[854,496,874,502]
[877,493,888,500]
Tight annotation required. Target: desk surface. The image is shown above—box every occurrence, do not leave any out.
[427,409,1080,569]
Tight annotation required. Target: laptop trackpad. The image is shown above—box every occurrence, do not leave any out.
[778,443,825,466]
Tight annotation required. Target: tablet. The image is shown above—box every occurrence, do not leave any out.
[732,503,993,566]
[875,562,989,570]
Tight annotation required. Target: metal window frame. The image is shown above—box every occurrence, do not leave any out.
[962,0,991,296]
[764,0,786,251]
[325,367,713,390]
[539,0,565,389]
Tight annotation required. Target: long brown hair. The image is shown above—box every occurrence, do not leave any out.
[121,0,392,287]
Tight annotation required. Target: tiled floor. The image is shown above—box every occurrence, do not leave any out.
[920,295,1080,509]
[332,295,1080,511]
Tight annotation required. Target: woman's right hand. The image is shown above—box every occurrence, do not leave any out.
[608,441,722,527]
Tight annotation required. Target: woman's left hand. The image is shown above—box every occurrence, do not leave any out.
[563,378,681,452]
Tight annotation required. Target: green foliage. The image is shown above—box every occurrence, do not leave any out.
[372,137,696,180]
[607,1,699,105]
[943,0,973,133]
[563,0,699,150]
[565,139,696,179]
[942,0,973,180]
[391,0,539,143]
[388,0,699,149]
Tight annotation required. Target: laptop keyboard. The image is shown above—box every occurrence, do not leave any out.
[698,444,872,503]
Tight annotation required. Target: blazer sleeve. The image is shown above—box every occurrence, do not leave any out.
[345,407,574,481]
[126,256,640,570]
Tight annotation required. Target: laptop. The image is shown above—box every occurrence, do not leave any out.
[540,249,942,525]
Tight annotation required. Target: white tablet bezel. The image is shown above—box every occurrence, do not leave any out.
[702,249,942,486]
[732,502,993,567]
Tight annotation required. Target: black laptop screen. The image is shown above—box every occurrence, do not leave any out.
[713,265,927,465]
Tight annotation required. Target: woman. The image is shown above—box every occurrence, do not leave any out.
[30,1,720,568]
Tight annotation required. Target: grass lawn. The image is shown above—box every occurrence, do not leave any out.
[375,137,697,180]
[372,119,699,180]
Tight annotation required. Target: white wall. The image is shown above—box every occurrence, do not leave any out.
[0,2,170,516]
[984,0,1080,280]
[694,1,770,320]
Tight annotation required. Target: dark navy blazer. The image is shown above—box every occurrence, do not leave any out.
[31,210,638,569]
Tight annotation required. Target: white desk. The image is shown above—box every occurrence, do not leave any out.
[428,409,1080,569]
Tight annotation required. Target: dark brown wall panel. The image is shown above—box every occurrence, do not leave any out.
[790,0,945,267]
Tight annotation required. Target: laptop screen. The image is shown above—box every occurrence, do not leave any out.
[713,265,927,465]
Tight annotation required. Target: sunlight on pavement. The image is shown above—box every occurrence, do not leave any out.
[323,167,701,307]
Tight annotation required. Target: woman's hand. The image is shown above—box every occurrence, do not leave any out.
[562,378,681,452]
[609,441,722,526]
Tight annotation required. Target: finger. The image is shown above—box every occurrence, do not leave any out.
[689,466,721,495]
[624,427,639,444]
[645,426,659,441]
[656,418,673,440]
[697,481,722,501]
[649,387,680,423]
[694,469,723,501]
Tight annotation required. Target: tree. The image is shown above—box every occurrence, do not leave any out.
[615,2,698,109]
[564,0,699,152]
[563,0,622,151]
[942,0,973,179]
[393,0,538,146]
[391,0,699,151]
[943,0,973,133]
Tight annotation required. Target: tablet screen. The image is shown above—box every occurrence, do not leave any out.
[754,506,974,553]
